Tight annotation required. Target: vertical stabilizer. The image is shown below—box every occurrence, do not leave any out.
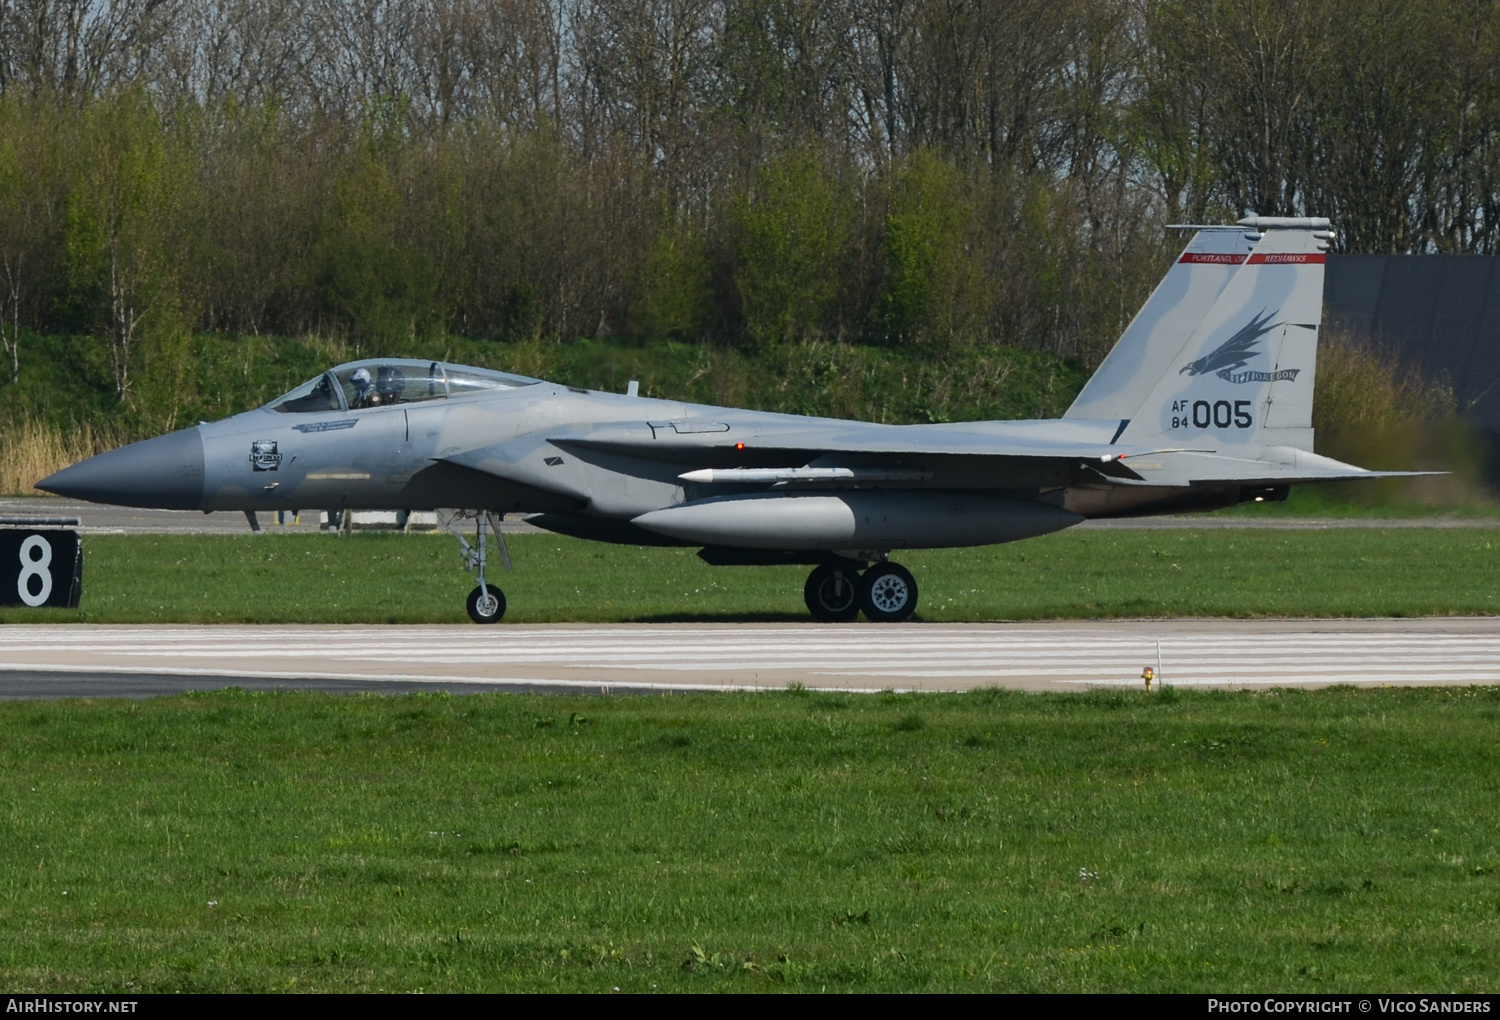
[1116,217,1331,452]
[1065,227,1256,421]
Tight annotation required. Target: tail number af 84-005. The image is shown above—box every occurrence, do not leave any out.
[0,529,83,609]
[1171,399,1254,431]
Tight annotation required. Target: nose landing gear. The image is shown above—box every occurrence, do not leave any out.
[466,583,507,624]
[803,559,919,623]
[439,510,511,624]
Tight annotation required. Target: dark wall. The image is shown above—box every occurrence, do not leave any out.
[1325,255,1500,431]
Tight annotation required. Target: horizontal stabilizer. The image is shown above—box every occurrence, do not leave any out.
[1191,468,1442,486]
[1113,446,1446,488]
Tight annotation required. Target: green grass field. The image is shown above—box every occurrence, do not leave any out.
[3,526,1497,624]
[2,685,1497,992]
[3,527,1497,993]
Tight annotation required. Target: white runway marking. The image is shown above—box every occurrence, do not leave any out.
[2,619,1498,693]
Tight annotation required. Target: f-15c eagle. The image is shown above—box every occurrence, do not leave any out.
[39,216,1418,623]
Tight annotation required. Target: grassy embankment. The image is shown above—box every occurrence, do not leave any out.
[3,330,1494,511]
[0,332,1085,494]
[1,684,1497,992]
[2,527,1497,624]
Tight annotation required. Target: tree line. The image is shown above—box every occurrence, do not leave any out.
[0,0,1497,407]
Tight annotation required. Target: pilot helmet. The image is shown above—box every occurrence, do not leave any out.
[351,367,372,391]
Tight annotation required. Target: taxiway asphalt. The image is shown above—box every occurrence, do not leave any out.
[1,618,1497,698]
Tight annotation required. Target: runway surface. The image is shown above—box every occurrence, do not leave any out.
[1,618,1497,697]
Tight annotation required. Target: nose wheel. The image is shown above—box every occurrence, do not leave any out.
[467,583,507,624]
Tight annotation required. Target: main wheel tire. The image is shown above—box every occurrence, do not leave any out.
[859,562,918,623]
[804,564,862,622]
[466,583,507,624]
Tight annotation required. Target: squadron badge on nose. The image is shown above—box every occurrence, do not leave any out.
[249,440,282,471]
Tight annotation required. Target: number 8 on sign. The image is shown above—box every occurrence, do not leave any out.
[18,535,52,606]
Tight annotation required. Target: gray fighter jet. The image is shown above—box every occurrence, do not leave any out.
[39,217,1421,623]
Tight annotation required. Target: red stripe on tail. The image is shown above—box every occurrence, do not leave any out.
[1246,252,1326,264]
[1178,253,1248,264]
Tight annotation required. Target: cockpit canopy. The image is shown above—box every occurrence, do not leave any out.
[269,359,541,413]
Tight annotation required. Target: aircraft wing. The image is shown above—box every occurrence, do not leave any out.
[545,418,1162,462]
[438,420,1444,508]
[437,417,1169,498]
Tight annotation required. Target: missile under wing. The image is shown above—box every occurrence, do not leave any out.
[38,217,1425,623]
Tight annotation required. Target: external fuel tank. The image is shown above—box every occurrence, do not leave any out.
[631,492,1082,550]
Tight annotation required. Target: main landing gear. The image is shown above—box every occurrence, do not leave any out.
[440,510,511,624]
[803,560,919,623]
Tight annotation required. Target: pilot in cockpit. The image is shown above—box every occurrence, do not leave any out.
[350,367,375,407]
[350,365,406,407]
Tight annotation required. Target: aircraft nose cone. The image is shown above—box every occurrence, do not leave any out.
[36,427,205,510]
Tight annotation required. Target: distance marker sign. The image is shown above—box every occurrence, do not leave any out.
[0,530,83,608]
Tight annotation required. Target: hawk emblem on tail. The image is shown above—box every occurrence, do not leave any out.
[1180,309,1279,376]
